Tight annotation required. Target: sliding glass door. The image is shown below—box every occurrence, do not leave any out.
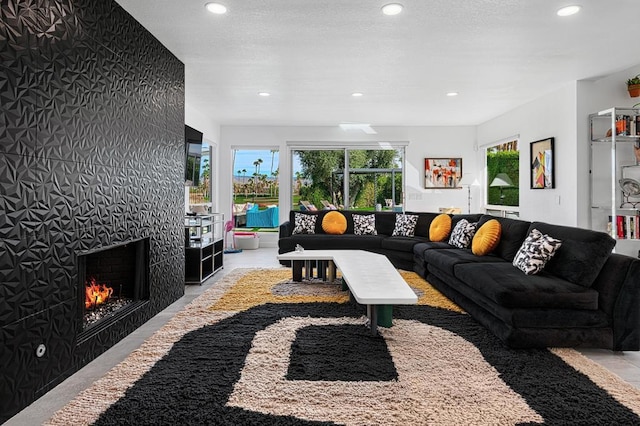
[291,145,404,212]
[292,149,344,211]
[231,148,279,227]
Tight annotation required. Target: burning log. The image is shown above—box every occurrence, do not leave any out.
[85,277,113,309]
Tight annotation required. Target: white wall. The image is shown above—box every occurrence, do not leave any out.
[219,126,478,223]
[475,63,640,256]
[186,102,221,144]
[185,102,221,211]
[211,63,640,238]
[477,83,579,226]
[577,64,640,226]
[577,64,640,257]
[402,127,479,213]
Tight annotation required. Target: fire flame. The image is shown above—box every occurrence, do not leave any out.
[85,277,113,309]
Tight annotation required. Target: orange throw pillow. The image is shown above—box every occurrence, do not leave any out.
[321,211,347,235]
[472,219,502,256]
[429,214,452,242]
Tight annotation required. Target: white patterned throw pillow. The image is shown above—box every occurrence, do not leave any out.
[292,212,317,234]
[513,229,562,275]
[353,214,377,235]
[392,214,419,237]
[448,219,477,248]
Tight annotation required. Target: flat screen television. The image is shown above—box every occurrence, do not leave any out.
[185,125,203,186]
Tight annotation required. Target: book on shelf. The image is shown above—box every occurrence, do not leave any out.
[608,213,640,239]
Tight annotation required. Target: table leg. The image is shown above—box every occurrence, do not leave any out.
[376,305,393,328]
[342,277,349,291]
[292,261,302,282]
[304,260,311,280]
[328,261,336,282]
[368,304,378,335]
[318,260,326,280]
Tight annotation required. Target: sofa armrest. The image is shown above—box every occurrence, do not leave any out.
[612,256,640,350]
[279,221,292,238]
[593,253,640,350]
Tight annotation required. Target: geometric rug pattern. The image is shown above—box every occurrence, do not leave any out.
[46,268,640,425]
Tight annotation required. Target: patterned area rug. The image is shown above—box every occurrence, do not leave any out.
[47,268,640,425]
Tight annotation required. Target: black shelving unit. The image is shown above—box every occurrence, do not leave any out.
[184,213,224,284]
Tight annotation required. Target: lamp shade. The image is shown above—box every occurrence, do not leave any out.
[458,176,481,187]
[490,173,513,188]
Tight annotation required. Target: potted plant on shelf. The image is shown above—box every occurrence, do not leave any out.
[627,74,640,97]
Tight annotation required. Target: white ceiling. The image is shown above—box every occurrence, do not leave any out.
[115,0,640,127]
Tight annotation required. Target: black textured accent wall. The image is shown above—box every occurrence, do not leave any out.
[0,0,185,421]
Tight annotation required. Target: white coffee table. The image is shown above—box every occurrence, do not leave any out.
[277,250,418,334]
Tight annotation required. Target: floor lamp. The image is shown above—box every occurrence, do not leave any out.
[459,177,481,213]
[490,173,513,203]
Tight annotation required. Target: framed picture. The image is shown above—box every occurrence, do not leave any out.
[424,158,462,189]
[530,137,555,189]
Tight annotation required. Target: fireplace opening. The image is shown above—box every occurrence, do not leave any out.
[77,238,150,339]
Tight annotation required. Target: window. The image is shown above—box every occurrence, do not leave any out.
[346,149,403,210]
[188,142,212,207]
[232,149,279,227]
[485,139,519,210]
[291,145,404,211]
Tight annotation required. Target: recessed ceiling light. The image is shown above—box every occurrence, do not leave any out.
[351,92,363,97]
[258,92,271,97]
[557,5,581,16]
[205,2,227,14]
[446,92,459,97]
[382,3,404,16]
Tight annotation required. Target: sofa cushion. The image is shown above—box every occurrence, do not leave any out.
[427,266,607,328]
[381,236,428,253]
[454,262,599,310]
[279,234,384,252]
[412,212,439,238]
[476,215,531,262]
[413,241,454,258]
[292,212,317,234]
[321,211,347,234]
[528,222,616,288]
[423,248,506,276]
[472,219,502,256]
[352,213,377,235]
[375,248,415,270]
[392,214,419,237]
[512,229,562,275]
[429,214,452,242]
[374,212,398,235]
[448,219,477,248]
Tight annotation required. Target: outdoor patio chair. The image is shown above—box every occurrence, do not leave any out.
[246,205,279,228]
[299,201,317,211]
[320,200,337,210]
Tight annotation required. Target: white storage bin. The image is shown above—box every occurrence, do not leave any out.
[234,233,259,250]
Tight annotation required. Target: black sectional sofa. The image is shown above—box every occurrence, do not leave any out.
[278,209,640,350]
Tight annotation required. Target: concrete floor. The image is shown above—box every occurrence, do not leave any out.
[7,247,640,424]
